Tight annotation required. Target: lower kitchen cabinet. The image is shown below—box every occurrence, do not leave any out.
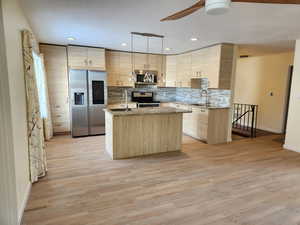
[184,107,230,144]
[166,103,230,144]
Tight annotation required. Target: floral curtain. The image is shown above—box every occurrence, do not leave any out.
[22,30,47,182]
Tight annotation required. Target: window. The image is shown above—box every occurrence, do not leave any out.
[32,51,48,118]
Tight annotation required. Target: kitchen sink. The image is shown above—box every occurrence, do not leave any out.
[110,108,132,112]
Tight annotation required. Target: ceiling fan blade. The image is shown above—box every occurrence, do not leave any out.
[232,0,300,4]
[161,0,205,22]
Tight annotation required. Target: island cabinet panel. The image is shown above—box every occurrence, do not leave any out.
[68,46,106,71]
[105,113,182,159]
[40,44,70,133]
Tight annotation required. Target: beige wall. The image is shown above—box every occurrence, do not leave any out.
[234,52,294,133]
[2,0,33,221]
[0,0,19,224]
[284,40,300,152]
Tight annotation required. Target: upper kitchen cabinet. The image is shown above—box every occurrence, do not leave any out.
[165,55,177,87]
[87,47,106,69]
[105,50,166,87]
[68,46,106,71]
[165,44,235,89]
[106,50,134,87]
[191,45,221,88]
[176,53,192,88]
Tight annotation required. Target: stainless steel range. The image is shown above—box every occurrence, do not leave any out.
[131,91,160,108]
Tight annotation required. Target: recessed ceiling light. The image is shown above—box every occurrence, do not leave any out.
[121,43,127,46]
[67,37,76,41]
[190,37,198,41]
[165,47,171,51]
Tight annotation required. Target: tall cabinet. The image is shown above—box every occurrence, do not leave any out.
[40,44,70,133]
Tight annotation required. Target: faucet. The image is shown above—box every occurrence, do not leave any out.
[201,89,209,107]
[123,89,129,111]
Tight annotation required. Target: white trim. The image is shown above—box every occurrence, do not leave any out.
[283,144,300,153]
[18,182,31,225]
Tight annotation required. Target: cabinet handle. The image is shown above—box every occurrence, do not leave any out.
[89,60,92,65]
[84,59,88,65]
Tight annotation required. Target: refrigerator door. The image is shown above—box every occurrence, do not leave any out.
[88,71,107,135]
[69,70,89,137]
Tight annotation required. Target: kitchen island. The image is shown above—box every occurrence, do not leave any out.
[104,107,191,159]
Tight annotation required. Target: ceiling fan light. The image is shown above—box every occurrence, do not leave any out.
[205,0,231,15]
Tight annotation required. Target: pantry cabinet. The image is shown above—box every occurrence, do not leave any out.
[68,46,106,71]
[40,44,70,134]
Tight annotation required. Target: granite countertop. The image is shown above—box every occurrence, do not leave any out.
[165,102,231,110]
[104,107,192,116]
[107,102,230,110]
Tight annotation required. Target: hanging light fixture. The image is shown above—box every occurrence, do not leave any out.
[130,32,165,85]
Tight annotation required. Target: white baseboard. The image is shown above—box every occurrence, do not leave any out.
[283,144,300,153]
[18,182,31,225]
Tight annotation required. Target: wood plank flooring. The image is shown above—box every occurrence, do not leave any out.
[22,134,300,225]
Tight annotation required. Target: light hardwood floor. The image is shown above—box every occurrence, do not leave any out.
[22,134,300,225]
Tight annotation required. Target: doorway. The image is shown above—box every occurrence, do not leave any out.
[283,65,293,134]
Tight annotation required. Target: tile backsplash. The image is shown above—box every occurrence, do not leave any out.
[108,86,231,108]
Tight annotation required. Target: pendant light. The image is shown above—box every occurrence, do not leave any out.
[130,32,165,85]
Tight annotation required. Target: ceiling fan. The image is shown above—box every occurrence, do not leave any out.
[161,0,300,21]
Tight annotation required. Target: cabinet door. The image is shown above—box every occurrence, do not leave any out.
[87,48,106,70]
[183,107,208,141]
[120,52,132,74]
[68,46,88,69]
[106,51,120,73]
[134,53,148,70]
[41,44,70,133]
[166,55,177,87]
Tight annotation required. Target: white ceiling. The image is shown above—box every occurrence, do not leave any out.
[20,0,300,54]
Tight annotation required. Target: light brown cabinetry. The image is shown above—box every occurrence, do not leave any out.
[184,106,230,144]
[165,55,177,87]
[68,46,106,70]
[176,53,192,87]
[106,51,133,87]
[165,44,235,89]
[40,44,70,134]
[106,50,166,87]
[167,103,229,144]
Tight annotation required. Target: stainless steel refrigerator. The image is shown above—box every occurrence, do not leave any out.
[69,70,107,137]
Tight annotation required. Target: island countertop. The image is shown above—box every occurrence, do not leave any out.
[104,107,192,116]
